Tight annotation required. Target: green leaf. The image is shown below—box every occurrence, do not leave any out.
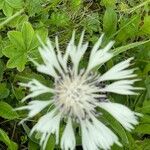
[103,7,117,37]
[0,83,9,99]
[102,0,116,7]
[7,53,27,71]
[69,0,82,11]
[26,0,43,16]
[28,140,39,150]
[8,31,25,50]
[3,1,13,17]
[45,136,55,150]
[136,139,150,150]
[135,124,150,134]
[0,0,4,9]
[50,12,70,27]
[136,100,150,114]
[140,16,150,35]
[0,60,5,81]
[0,101,19,119]
[113,39,150,56]
[22,22,35,50]
[2,22,42,71]
[115,16,140,42]
[6,0,23,9]
[0,128,18,150]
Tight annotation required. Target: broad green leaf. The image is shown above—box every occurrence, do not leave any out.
[7,53,27,71]
[2,22,44,71]
[22,22,35,50]
[3,1,13,17]
[113,39,150,56]
[0,128,18,150]
[3,45,21,57]
[8,31,25,50]
[103,7,117,37]
[0,101,19,119]
[6,0,23,9]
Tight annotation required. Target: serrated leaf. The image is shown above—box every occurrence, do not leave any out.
[0,101,19,119]
[2,22,44,71]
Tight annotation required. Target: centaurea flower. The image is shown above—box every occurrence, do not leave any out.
[16,31,142,150]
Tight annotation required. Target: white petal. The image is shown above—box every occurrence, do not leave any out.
[99,102,140,131]
[61,118,76,150]
[55,36,68,72]
[86,40,114,73]
[69,31,88,74]
[99,58,137,81]
[15,100,52,118]
[38,38,64,77]
[30,109,61,148]
[99,79,142,95]
[90,34,104,58]
[20,79,54,102]
[81,115,121,150]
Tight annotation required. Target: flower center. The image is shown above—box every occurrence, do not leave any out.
[54,73,104,120]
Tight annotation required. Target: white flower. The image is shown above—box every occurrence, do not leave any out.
[17,31,141,150]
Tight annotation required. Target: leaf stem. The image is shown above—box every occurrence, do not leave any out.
[0,9,24,29]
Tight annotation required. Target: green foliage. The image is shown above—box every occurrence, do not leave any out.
[0,0,150,149]
[0,0,23,16]
[0,128,18,150]
[2,22,47,71]
[140,16,150,35]
[103,7,117,37]
[0,101,19,119]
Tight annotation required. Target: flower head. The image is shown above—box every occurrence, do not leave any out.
[16,31,141,150]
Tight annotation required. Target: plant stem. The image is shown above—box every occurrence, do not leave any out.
[0,9,24,29]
